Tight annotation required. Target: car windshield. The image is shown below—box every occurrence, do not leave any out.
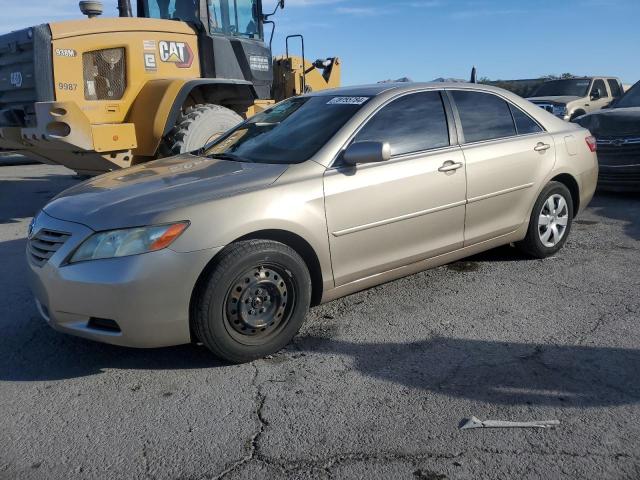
[532,79,591,97]
[200,96,371,164]
[614,82,640,108]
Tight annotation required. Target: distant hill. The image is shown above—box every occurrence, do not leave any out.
[378,77,413,83]
[431,77,467,83]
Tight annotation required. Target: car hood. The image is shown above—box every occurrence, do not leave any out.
[44,155,289,231]
[527,96,581,105]
[575,107,640,137]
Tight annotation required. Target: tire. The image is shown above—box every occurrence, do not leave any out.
[193,240,312,363]
[517,181,574,259]
[162,104,242,156]
[570,110,585,121]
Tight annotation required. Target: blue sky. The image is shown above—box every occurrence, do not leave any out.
[2,0,639,86]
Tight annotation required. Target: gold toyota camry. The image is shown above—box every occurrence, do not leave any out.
[27,83,598,363]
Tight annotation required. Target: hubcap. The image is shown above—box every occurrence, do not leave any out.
[224,265,293,343]
[538,194,569,248]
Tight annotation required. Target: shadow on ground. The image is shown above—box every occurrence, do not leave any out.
[588,191,640,241]
[0,321,226,382]
[293,335,640,408]
[0,173,80,225]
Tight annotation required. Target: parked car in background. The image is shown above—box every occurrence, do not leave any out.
[528,77,624,121]
[574,80,640,191]
[27,83,598,363]
[484,79,545,98]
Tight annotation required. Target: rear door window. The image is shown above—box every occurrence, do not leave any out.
[451,91,516,143]
[607,79,623,97]
[352,91,450,156]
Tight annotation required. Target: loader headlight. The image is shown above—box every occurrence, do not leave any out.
[82,47,126,100]
[69,222,189,263]
[99,48,124,66]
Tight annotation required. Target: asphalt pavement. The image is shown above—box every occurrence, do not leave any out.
[0,164,639,479]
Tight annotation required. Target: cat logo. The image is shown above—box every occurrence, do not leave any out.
[158,41,194,68]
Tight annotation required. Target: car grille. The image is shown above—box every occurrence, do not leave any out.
[533,103,554,114]
[28,229,71,267]
[596,137,640,167]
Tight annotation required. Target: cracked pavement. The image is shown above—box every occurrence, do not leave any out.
[1,164,639,479]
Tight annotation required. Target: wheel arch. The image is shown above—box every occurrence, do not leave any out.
[161,80,258,137]
[550,173,580,217]
[128,79,257,158]
[570,109,586,120]
[235,230,325,307]
[189,229,325,341]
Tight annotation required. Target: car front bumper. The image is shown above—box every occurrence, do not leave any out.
[26,211,222,348]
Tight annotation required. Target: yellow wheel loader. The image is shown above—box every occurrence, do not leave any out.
[0,0,340,175]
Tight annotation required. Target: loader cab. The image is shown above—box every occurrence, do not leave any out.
[138,0,264,40]
[137,0,273,99]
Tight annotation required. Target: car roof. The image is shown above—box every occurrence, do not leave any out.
[309,82,511,98]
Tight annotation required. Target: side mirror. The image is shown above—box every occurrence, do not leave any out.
[591,89,601,101]
[343,141,391,166]
[279,0,285,8]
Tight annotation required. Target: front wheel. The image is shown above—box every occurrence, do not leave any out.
[517,181,574,258]
[162,104,242,156]
[193,240,311,363]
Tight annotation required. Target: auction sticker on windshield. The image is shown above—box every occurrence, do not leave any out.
[327,97,370,105]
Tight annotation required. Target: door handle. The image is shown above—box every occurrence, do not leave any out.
[438,161,463,173]
[534,142,551,152]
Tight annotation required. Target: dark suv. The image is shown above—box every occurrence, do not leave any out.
[574,81,640,191]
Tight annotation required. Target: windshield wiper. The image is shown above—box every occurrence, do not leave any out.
[205,152,254,163]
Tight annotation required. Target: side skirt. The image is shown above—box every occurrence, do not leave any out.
[319,224,528,304]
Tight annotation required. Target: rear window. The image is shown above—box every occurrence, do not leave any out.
[615,82,640,108]
[452,91,516,143]
[509,105,543,135]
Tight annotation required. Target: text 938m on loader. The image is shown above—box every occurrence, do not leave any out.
[0,0,340,174]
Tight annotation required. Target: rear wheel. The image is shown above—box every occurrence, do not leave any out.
[193,240,311,363]
[162,104,242,156]
[517,181,574,258]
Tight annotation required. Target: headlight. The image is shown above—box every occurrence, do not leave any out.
[82,47,126,100]
[69,222,189,263]
[552,105,567,117]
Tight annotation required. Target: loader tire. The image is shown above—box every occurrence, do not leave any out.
[162,104,243,156]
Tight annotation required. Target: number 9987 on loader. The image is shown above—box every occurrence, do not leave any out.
[0,0,340,175]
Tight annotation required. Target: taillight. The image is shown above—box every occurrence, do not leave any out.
[585,135,597,152]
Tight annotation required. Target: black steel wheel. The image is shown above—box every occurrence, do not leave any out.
[193,240,311,363]
[224,264,296,345]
